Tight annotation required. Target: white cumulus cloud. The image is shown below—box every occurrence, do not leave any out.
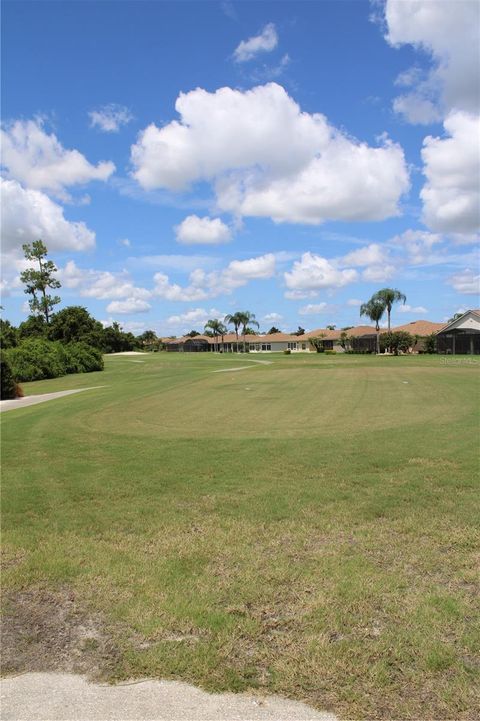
[341,243,388,267]
[384,0,480,121]
[390,229,443,265]
[448,269,480,295]
[421,112,480,233]
[61,260,151,302]
[1,119,115,196]
[106,298,151,314]
[166,307,224,326]
[233,23,278,63]
[1,178,96,256]
[284,253,357,293]
[362,264,396,282]
[398,304,428,314]
[298,303,329,315]
[153,253,276,302]
[153,272,209,302]
[263,312,283,322]
[131,83,409,225]
[175,215,232,245]
[88,104,133,132]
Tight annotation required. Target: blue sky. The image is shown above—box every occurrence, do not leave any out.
[1,0,479,336]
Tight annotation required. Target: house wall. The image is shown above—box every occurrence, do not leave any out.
[247,340,312,352]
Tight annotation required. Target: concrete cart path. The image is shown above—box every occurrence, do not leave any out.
[0,387,107,413]
[0,672,336,721]
[213,359,273,373]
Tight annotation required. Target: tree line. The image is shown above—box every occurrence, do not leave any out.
[0,242,149,398]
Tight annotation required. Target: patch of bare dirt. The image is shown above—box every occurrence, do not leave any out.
[1,588,121,680]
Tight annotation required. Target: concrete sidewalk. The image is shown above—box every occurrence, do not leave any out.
[1,672,336,721]
[0,387,106,413]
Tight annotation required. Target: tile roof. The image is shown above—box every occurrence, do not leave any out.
[391,320,446,336]
[303,328,342,340]
[344,325,378,337]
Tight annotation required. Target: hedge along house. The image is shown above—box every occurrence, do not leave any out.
[391,320,446,352]
[436,310,480,355]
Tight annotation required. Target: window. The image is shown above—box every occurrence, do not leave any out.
[261,343,272,351]
[302,343,307,350]
[287,342,298,350]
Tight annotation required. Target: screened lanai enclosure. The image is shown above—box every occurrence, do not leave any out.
[165,337,210,352]
[435,310,480,355]
[436,329,480,355]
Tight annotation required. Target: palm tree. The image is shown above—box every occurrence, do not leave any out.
[224,312,243,352]
[371,288,407,332]
[217,322,227,352]
[360,299,386,354]
[237,311,259,352]
[204,319,224,352]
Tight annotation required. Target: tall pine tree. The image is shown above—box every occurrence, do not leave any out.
[20,241,61,324]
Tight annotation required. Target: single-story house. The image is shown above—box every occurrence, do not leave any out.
[435,310,480,355]
[246,332,313,352]
[164,335,211,352]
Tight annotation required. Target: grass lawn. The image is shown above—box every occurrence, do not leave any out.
[2,352,479,719]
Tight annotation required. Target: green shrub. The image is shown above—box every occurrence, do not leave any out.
[284,349,291,354]
[0,351,17,399]
[64,342,104,373]
[5,338,104,382]
[380,331,415,355]
[6,338,66,381]
[424,333,437,354]
[325,349,337,355]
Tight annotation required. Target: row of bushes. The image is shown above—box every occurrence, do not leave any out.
[3,338,104,386]
[0,307,140,354]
